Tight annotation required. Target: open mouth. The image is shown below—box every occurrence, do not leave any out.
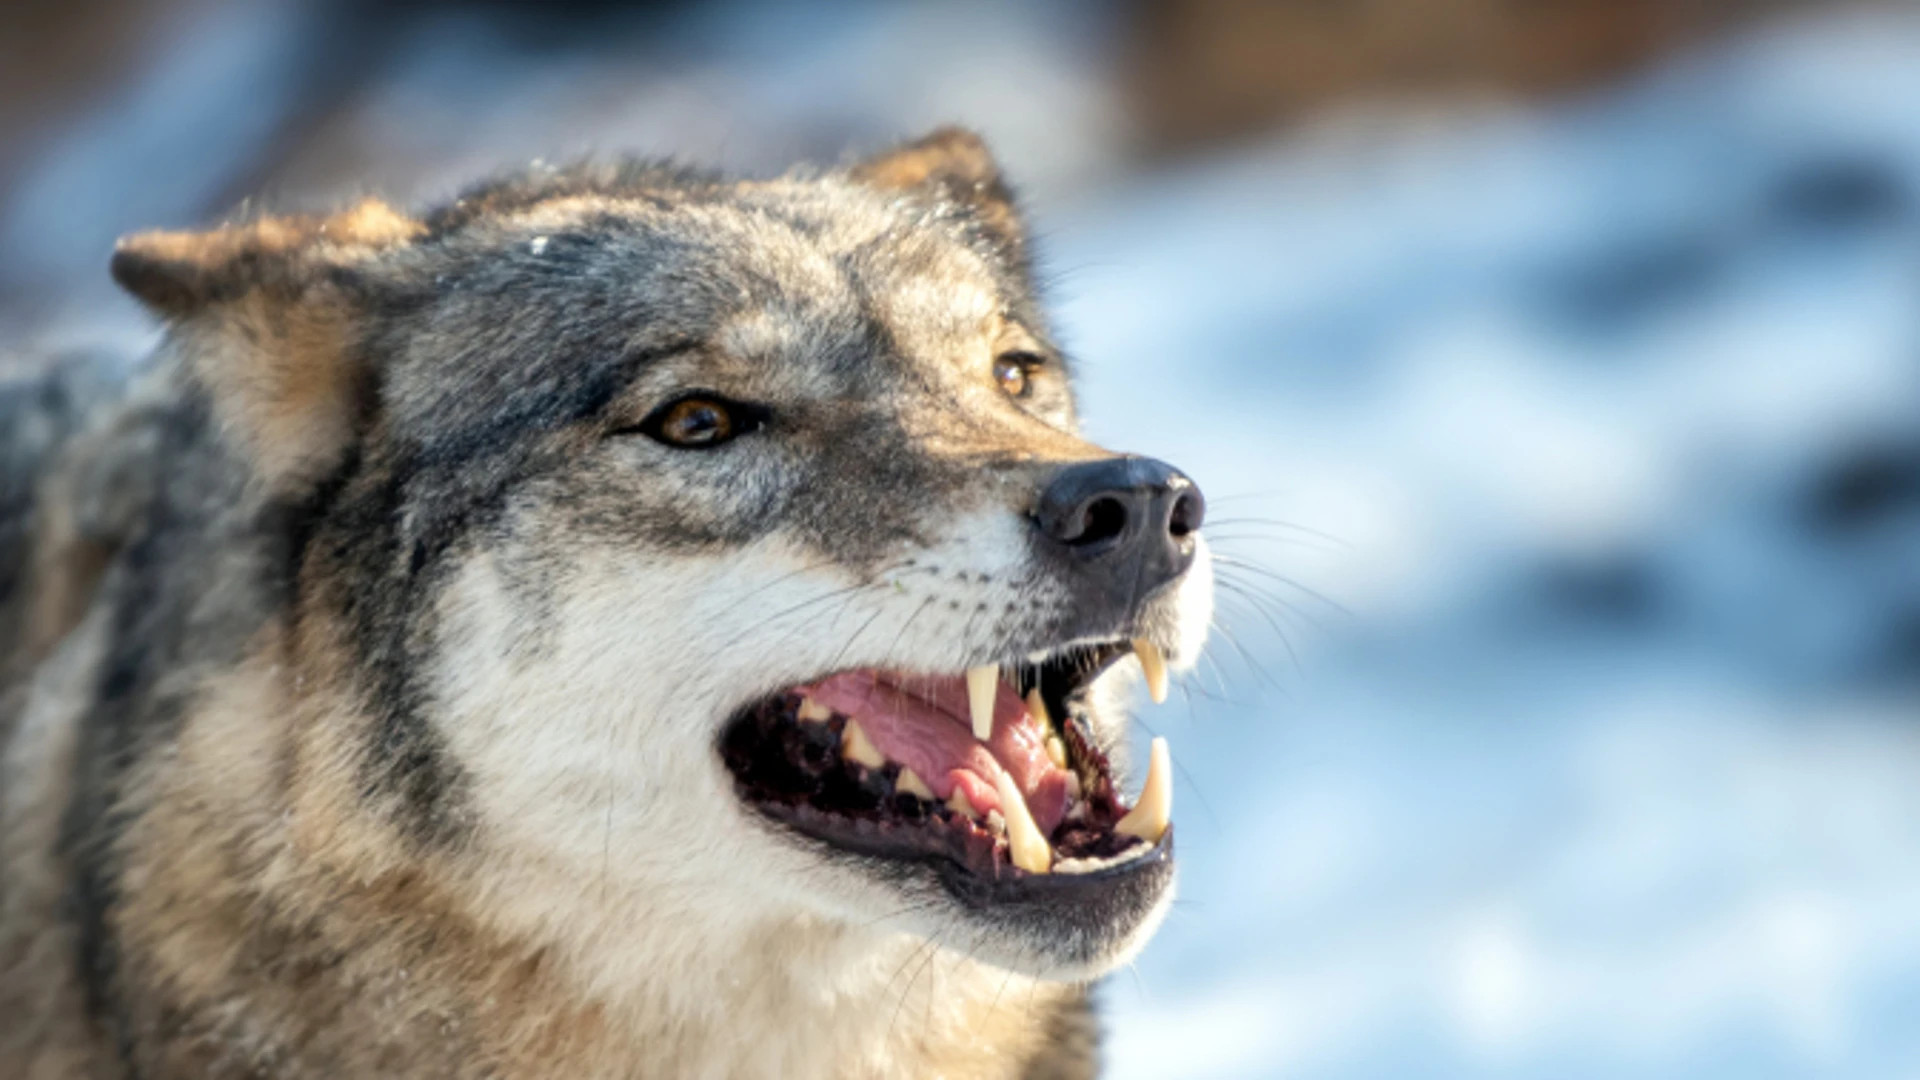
[719,639,1175,905]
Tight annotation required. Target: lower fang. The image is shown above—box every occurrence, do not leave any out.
[797,697,832,723]
[1115,736,1172,842]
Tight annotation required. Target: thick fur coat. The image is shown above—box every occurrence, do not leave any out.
[0,130,1210,1078]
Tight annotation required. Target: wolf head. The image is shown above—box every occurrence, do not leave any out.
[111,129,1212,986]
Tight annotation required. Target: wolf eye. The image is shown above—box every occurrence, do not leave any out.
[994,352,1041,398]
[638,394,761,449]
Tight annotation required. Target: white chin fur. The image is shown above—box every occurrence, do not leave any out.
[425,514,1212,991]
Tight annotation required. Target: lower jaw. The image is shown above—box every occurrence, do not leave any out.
[945,828,1176,979]
[764,803,1177,980]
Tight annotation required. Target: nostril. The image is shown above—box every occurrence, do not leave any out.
[1073,496,1129,547]
[1168,491,1204,538]
[1036,457,1199,561]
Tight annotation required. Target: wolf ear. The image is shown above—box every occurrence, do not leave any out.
[852,127,1025,255]
[110,199,423,488]
[110,199,421,315]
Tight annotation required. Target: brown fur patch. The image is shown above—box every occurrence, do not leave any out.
[21,491,111,677]
[854,127,1026,252]
[0,611,118,1080]
[179,292,363,488]
[109,199,422,488]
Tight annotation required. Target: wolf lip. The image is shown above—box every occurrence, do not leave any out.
[718,641,1171,892]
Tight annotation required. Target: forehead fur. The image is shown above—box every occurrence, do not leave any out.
[368,155,1052,441]
[410,166,1030,324]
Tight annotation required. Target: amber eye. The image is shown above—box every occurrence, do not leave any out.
[638,394,762,449]
[993,352,1041,398]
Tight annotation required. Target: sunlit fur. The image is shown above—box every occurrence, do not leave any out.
[0,130,1210,1078]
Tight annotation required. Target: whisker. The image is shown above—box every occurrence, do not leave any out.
[1177,679,1255,709]
[714,583,869,653]
[1198,650,1238,703]
[852,902,935,932]
[1210,617,1287,697]
[826,605,894,674]
[743,587,871,681]
[888,931,946,1046]
[1203,532,1346,555]
[714,566,937,655]
[1214,583,1306,676]
[729,556,852,606]
[1200,489,1296,505]
[1211,557,1351,617]
[1212,568,1327,635]
[1201,517,1352,549]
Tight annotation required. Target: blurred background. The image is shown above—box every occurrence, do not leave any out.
[5,0,1918,1075]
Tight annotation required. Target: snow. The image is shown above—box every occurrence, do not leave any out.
[1054,12,1920,1078]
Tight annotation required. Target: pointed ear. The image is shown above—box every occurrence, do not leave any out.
[110,199,423,489]
[110,199,422,315]
[851,127,1025,255]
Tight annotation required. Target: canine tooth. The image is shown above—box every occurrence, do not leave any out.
[1115,737,1172,843]
[1132,639,1169,704]
[896,767,934,801]
[840,719,885,769]
[1045,735,1068,770]
[966,665,998,740]
[797,696,832,723]
[993,770,1053,874]
[947,788,978,820]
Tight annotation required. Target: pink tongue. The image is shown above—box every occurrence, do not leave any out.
[802,672,1071,836]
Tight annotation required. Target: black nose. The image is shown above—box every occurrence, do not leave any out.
[1034,456,1205,605]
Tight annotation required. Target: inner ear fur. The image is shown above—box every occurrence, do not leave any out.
[852,126,1025,253]
[110,199,422,489]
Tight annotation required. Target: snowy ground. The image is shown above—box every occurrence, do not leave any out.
[1055,14,1920,1079]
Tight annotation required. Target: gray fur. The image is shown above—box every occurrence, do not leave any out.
[0,130,1209,1078]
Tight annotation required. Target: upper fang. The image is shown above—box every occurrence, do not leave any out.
[966,665,998,741]
[1132,639,1169,704]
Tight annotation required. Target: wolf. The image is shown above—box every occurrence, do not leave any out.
[0,128,1212,1078]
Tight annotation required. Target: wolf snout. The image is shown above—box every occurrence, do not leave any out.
[1032,456,1205,606]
